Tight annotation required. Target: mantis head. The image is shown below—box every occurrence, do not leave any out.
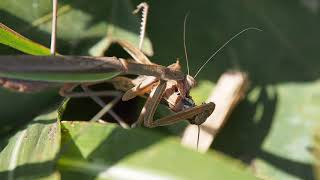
[165,61,214,126]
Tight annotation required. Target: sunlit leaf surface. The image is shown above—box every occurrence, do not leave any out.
[0,111,60,179]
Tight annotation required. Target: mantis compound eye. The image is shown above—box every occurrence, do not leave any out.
[186,75,196,88]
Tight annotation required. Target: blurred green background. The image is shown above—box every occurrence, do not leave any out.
[0,0,319,179]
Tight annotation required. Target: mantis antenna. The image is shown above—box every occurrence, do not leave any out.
[183,13,190,75]
[194,27,262,78]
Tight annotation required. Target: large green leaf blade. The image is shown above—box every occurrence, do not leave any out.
[0,71,120,83]
[58,122,257,180]
[0,111,61,179]
[213,82,320,179]
[0,23,51,55]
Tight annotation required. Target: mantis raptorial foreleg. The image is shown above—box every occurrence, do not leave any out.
[122,76,158,101]
[145,103,215,128]
[132,80,215,128]
[132,80,166,127]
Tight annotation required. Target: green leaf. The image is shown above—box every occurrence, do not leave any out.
[0,111,61,179]
[0,88,61,135]
[0,0,153,56]
[0,23,51,55]
[0,54,122,83]
[214,83,320,179]
[58,121,256,180]
[0,71,120,83]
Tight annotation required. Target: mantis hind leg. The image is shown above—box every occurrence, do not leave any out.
[59,84,129,128]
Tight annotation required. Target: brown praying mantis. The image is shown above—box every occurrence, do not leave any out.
[0,2,216,129]
[0,1,260,130]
